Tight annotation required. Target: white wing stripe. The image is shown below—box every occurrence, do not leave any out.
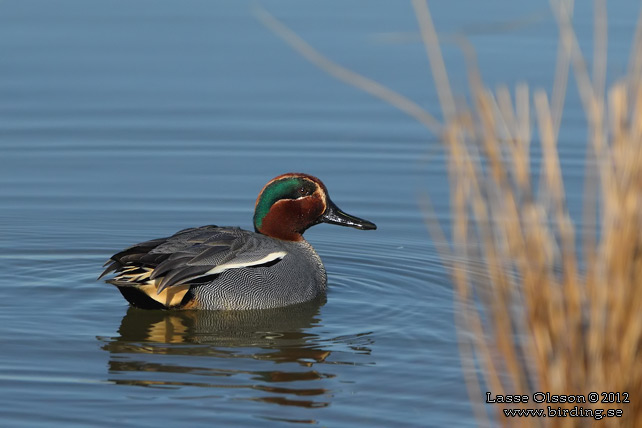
[204,251,287,275]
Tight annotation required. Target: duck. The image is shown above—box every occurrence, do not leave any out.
[99,173,376,310]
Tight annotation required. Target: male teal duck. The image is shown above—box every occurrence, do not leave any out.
[100,173,376,310]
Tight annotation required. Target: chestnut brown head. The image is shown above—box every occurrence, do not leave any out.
[253,173,376,241]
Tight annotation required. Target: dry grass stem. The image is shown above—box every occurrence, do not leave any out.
[435,1,642,425]
[252,4,442,135]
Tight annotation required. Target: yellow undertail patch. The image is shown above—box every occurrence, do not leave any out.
[138,282,191,307]
[116,266,191,307]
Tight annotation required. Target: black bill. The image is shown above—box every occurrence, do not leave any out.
[321,199,377,230]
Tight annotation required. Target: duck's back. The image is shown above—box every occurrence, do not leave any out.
[101,225,327,310]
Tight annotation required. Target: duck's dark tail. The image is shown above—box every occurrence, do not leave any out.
[99,236,192,309]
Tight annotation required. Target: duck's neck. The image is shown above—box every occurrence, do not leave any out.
[257,227,304,242]
[255,201,307,241]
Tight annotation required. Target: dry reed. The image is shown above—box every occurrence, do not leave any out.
[256,0,642,426]
[431,0,642,425]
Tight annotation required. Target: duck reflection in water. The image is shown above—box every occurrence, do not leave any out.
[99,297,374,410]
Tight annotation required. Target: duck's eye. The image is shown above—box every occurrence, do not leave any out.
[298,187,307,196]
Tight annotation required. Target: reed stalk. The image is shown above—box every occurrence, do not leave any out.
[423,0,642,425]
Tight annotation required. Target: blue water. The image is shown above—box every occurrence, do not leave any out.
[0,1,638,426]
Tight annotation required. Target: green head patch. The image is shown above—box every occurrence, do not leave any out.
[254,177,317,230]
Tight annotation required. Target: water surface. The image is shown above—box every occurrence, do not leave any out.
[0,1,638,426]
